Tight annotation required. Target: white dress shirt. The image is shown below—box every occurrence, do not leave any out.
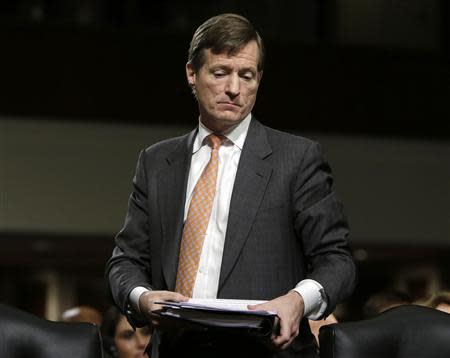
[130,114,327,319]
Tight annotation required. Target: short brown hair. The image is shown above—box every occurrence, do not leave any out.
[188,13,264,73]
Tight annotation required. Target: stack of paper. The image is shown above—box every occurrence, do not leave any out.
[154,299,277,337]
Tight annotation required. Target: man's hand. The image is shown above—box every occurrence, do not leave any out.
[248,291,305,350]
[139,290,188,328]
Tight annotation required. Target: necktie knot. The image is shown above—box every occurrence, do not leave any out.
[207,134,225,150]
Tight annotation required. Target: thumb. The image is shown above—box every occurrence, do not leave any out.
[247,302,268,311]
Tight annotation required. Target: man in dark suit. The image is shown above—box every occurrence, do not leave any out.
[106,13,356,358]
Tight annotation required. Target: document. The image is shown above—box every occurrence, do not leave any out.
[154,298,277,337]
[172,298,276,313]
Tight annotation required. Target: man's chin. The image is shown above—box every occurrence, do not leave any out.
[217,116,245,129]
[217,111,246,123]
[201,111,247,132]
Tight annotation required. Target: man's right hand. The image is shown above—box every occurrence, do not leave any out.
[139,290,188,328]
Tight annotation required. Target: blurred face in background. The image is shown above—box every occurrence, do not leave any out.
[436,303,450,314]
[115,316,151,358]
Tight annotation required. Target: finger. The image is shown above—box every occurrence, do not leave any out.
[271,317,280,340]
[148,291,189,313]
[280,338,294,351]
[247,303,265,311]
[150,311,161,324]
[272,332,290,348]
[170,292,189,302]
[150,302,164,312]
[248,302,275,313]
[159,291,189,302]
[278,325,299,350]
[272,318,291,347]
[151,318,160,327]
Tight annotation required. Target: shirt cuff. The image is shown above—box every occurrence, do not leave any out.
[129,286,151,313]
[292,279,328,320]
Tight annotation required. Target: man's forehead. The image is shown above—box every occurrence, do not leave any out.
[204,44,259,67]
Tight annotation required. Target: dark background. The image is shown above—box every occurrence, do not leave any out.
[0,0,449,138]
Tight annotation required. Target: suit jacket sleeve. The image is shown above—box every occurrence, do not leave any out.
[105,149,153,326]
[294,141,357,316]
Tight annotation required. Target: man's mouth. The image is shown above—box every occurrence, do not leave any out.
[218,102,241,107]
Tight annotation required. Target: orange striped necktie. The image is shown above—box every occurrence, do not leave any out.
[175,133,225,297]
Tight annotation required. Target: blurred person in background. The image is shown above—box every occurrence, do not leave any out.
[102,306,152,358]
[308,313,338,346]
[422,291,450,314]
[61,305,103,326]
[363,290,412,318]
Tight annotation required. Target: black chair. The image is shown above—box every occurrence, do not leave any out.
[319,305,450,358]
[0,303,103,357]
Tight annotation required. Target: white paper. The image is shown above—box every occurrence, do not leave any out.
[185,298,276,314]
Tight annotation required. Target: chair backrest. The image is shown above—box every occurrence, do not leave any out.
[319,305,450,358]
[0,303,103,358]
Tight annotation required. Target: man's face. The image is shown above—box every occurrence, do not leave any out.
[186,40,262,133]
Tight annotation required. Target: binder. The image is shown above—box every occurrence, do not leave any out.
[153,299,277,338]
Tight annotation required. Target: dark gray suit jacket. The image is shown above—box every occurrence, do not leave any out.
[106,118,356,356]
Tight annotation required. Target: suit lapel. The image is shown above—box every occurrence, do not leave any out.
[158,129,196,290]
[218,119,273,291]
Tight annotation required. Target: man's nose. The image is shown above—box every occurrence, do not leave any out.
[225,73,240,97]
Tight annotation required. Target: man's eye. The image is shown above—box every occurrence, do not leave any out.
[214,72,226,78]
[241,73,254,80]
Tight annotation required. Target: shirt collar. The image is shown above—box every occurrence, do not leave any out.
[193,113,252,153]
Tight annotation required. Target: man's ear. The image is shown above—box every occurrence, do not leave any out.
[257,70,263,83]
[186,63,196,87]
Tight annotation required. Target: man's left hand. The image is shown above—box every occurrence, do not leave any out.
[248,291,304,350]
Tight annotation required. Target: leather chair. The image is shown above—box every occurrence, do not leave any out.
[319,305,450,358]
[0,303,103,357]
